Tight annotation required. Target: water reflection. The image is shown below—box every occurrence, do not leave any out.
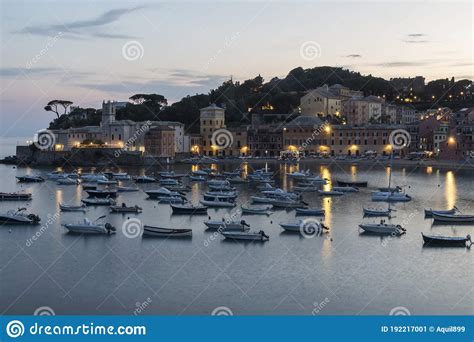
[445,171,456,209]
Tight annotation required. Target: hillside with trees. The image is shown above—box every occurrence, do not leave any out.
[48,66,473,132]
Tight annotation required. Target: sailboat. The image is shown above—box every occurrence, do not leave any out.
[371,152,411,202]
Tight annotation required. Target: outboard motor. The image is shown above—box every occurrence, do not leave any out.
[240,220,250,227]
[105,223,116,234]
[27,214,41,223]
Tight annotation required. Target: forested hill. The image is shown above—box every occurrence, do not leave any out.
[48,66,473,132]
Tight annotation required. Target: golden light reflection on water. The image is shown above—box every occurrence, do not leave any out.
[426,166,433,174]
[321,236,332,262]
[191,164,199,172]
[56,189,63,206]
[350,165,357,180]
[445,171,456,209]
[320,166,331,192]
[319,166,332,225]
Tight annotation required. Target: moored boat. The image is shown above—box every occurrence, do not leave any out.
[82,198,116,206]
[431,212,474,223]
[336,180,368,187]
[204,219,250,231]
[57,177,78,185]
[110,204,142,213]
[0,208,41,225]
[422,233,472,247]
[0,192,32,201]
[59,203,87,212]
[134,175,157,183]
[332,186,359,193]
[371,191,411,202]
[241,206,271,215]
[63,217,115,234]
[143,225,192,237]
[221,230,269,241]
[117,186,140,192]
[16,175,44,183]
[424,207,457,217]
[86,189,117,198]
[170,203,208,215]
[295,207,325,216]
[363,207,392,217]
[318,190,344,196]
[359,221,405,235]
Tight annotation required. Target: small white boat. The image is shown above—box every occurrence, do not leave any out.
[190,175,206,182]
[159,178,179,186]
[257,183,275,191]
[371,191,411,202]
[171,203,208,215]
[200,199,236,207]
[261,188,300,200]
[117,186,140,192]
[221,230,269,241]
[63,217,115,234]
[431,212,474,223]
[159,171,186,179]
[158,196,185,204]
[363,207,392,217]
[359,222,406,235]
[143,225,192,237]
[293,186,320,192]
[332,186,359,193]
[287,170,312,179]
[204,220,250,231]
[424,207,457,217]
[295,207,325,216]
[0,208,41,225]
[57,177,78,185]
[80,174,108,183]
[60,203,87,212]
[241,206,271,215]
[279,220,328,232]
[228,176,248,184]
[111,172,130,180]
[318,190,344,196]
[0,192,32,201]
[146,188,184,199]
[98,179,118,185]
[134,175,157,183]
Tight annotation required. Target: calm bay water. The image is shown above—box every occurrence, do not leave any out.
[0,161,473,315]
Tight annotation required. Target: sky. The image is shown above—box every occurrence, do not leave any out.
[0,0,473,138]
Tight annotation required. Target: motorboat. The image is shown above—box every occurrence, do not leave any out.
[159,178,180,186]
[111,172,131,180]
[191,170,208,176]
[221,230,269,241]
[143,225,192,238]
[200,198,236,208]
[63,217,116,234]
[358,222,405,235]
[363,207,392,217]
[47,171,78,180]
[241,206,271,215]
[378,186,402,192]
[262,188,300,200]
[208,184,236,192]
[170,203,208,215]
[80,174,108,183]
[82,198,116,206]
[318,190,344,196]
[422,233,472,247]
[203,192,237,201]
[134,175,157,183]
[424,207,457,217]
[431,212,474,223]
[0,208,41,225]
[207,179,230,187]
[336,180,368,187]
[97,179,118,185]
[0,192,32,201]
[287,170,312,179]
[110,204,142,213]
[57,177,78,185]
[159,171,187,179]
[190,175,206,182]
[146,187,184,199]
[279,220,328,233]
[204,219,250,231]
[371,191,411,202]
[332,186,359,193]
[257,183,275,191]
[16,175,44,183]
[86,189,117,198]
[304,176,327,184]
[293,186,320,192]
[59,203,87,212]
[117,186,140,192]
[81,183,97,190]
[295,207,325,216]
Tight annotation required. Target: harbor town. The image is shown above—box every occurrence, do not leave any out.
[1,1,473,322]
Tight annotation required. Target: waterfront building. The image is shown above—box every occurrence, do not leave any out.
[299,85,342,118]
[189,134,203,155]
[343,96,383,125]
[144,126,175,158]
[282,116,326,156]
[153,121,185,153]
[67,126,102,149]
[200,104,226,156]
[228,127,249,156]
[247,125,283,157]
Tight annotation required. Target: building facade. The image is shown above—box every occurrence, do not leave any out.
[144,126,175,158]
[200,104,226,156]
[299,86,342,118]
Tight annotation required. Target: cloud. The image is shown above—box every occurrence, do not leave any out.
[13,6,143,40]
[345,54,362,58]
[374,61,431,68]
[403,33,429,44]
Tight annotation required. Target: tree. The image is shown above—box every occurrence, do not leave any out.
[44,100,73,118]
